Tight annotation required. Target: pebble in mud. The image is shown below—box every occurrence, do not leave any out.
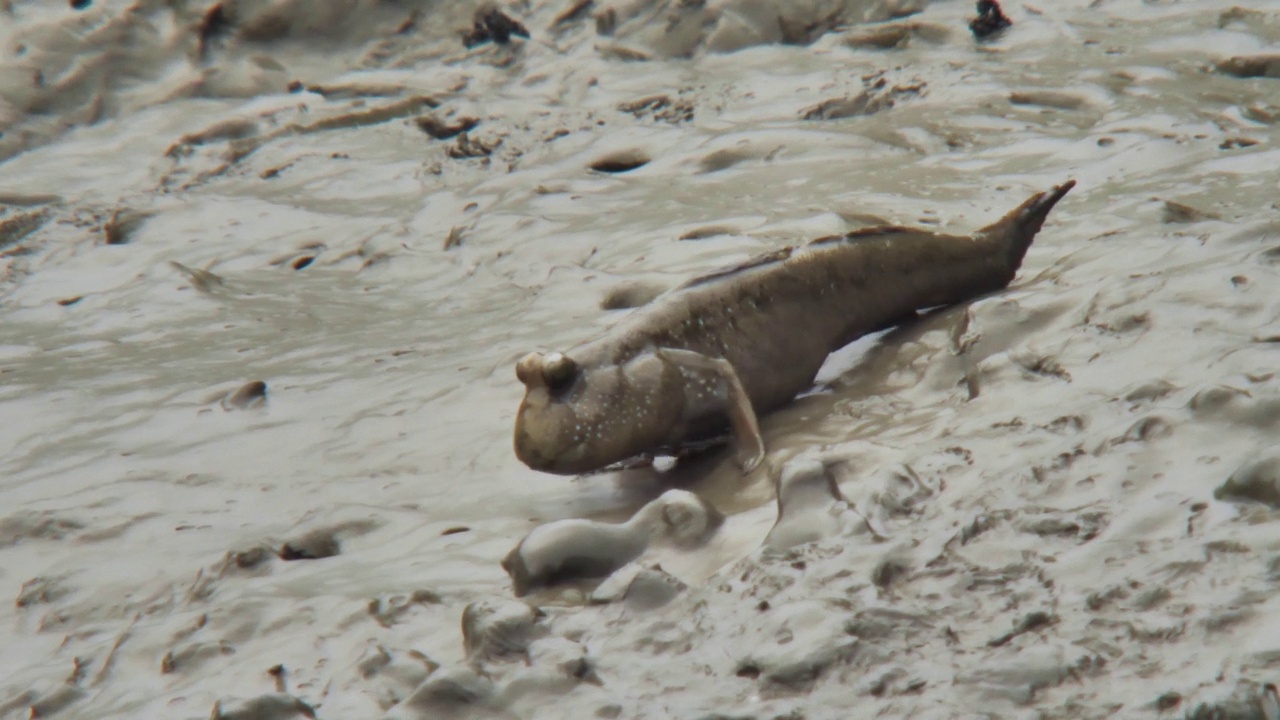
[216,380,267,410]
[588,149,650,173]
[502,490,723,596]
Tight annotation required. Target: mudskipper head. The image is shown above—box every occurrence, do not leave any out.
[514,351,593,474]
[514,349,680,475]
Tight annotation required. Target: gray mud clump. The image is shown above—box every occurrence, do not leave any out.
[600,281,665,310]
[1216,455,1280,508]
[503,490,722,596]
[210,694,316,720]
[588,149,651,173]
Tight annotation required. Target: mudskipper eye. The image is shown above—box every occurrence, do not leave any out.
[541,352,578,393]
[515,352,542,385]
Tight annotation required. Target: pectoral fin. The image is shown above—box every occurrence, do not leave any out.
[654,348,766,474]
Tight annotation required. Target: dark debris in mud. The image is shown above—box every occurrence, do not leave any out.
[415,114,480,140]
[801,75,925,120]
[223,381,267,410]
[462,6,531,48]
[618,94,695,123]
[447,132,502,159]
[279,530,340,561]
[1215,55,1280,79]
[969,0,1012,40]
[196,3,233,60]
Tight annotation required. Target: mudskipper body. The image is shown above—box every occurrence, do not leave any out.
[514,181,1076,475]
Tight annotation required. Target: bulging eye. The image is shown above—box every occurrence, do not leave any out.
[516,352,543,385]
[541,352,578,393]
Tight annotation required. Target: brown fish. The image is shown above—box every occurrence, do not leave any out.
[514,181,1076,475]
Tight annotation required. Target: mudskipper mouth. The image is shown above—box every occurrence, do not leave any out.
[514,431,588,474]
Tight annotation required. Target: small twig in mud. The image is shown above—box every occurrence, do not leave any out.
[91,615,139,686]
[225,96,438,164]
[969,0,1012,40]
[169,261,224,293]
[103,208,150,245]
[302,82,405,99]
[444,226,466,250]
[268,664,287,693]
[552,0,593,28]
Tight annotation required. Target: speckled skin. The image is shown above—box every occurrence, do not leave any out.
[515,181,1075,475]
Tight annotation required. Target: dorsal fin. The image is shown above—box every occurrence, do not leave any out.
[677,247,793,290]
[808,225,912,247]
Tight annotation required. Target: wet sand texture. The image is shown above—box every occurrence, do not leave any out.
[3,0,1280,718]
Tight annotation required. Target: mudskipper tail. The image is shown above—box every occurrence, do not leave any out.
[980,180,1077,271]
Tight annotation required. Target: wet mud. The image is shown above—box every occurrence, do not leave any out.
[2,0,1280,718]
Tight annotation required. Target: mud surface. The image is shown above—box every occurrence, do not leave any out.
[2,0,1280,718]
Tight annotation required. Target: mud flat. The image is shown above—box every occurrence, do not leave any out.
[2,0,1280,718]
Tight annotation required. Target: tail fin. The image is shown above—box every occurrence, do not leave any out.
[981,180,1076,271]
